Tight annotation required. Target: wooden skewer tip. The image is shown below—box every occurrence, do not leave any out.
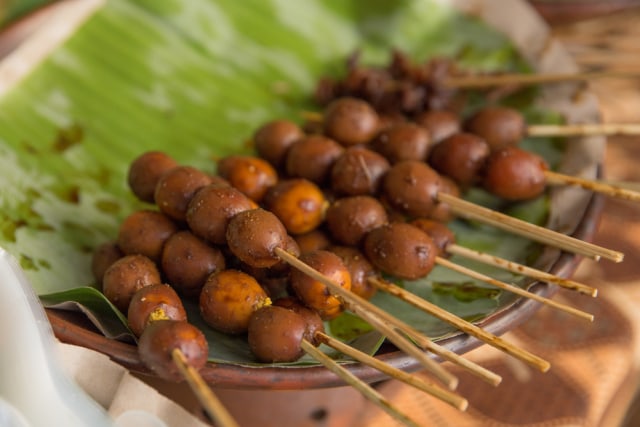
[442,70,640,89]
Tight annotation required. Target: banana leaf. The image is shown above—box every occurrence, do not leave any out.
[0,0,565,366]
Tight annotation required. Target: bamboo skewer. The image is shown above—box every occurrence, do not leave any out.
[437,192,624,262]
[315,331,469,411]
[275,247,459,389]
[301,340,421,427]
[435,257,594,321]
[277,248,545,386]
[446,243,598,297]
[347,298,459,389]
[441,70,640,89]
[527,123,640,138]
[368,277,551,372]
[171,349,240,427]
[357,299,503,386]
[358,304,500,385]
[603,180,640,192]
[544,170,640,202]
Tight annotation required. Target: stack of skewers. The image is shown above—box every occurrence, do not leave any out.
[89,51,640,427]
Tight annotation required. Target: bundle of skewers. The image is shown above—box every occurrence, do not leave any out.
[90,50,640,427]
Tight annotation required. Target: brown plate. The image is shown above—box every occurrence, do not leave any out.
[47,192,603,389]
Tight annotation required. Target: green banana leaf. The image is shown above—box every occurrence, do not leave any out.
[0,0,564,366]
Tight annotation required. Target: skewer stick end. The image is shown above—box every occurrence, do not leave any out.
[490,375,503,387]
[448,376,459,391]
